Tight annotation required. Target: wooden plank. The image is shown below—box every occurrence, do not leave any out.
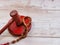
[0,0,60,9]
[0,9,60,38]
[0,37,60,45]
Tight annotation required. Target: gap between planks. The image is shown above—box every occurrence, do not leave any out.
[1,35,60,38]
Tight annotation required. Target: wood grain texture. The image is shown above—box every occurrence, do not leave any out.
[0,9,60,38]
[0,0,60,45]
[0,0,60,9]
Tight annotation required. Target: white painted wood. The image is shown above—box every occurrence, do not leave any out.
[0,37,60,45]
[0,0,60,9]
[0,0,60,45]
[0,9,60,37]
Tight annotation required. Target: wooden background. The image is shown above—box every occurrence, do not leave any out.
[0,0,60,45]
